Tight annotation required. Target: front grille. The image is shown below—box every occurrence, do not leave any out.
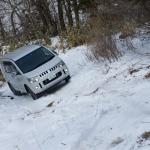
[39,65,58,77]
[43,72,62,85]
[49,65,58,71]
[39,71,48,77]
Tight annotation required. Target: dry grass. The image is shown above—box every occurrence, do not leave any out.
[60,26,88,48]
[86,14,122,62]
[145,72,150,79]
[0,70,4,81]
[85,2,147,62]
[120,21,136,39]
[141,131,150,140]
[137,131,150,145]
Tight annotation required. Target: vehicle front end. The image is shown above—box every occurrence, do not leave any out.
[25,60,70,94]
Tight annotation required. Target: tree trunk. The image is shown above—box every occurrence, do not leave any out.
[57,0,66,31]
[35,0,58,36]
[72,0,80,26]
[11,10,17,37]
[0,18,5,41]
[64,0,73,27]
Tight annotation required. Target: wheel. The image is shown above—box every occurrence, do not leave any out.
[25,86,39,100]
[8,83,21,96]
[65,75,71,83]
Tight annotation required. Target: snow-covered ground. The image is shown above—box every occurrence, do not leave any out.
[0,37,150,150]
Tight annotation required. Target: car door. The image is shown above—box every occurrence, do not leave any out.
[3,61,25,92]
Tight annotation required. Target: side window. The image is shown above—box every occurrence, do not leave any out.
[3,61,19,74]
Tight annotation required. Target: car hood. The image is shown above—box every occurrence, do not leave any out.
[24,56,61,78]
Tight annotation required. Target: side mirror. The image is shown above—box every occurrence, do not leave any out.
[52,50,59,55]
[50,47,58,55]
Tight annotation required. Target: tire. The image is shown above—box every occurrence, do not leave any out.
[65,75,71,83]
[8,83,21,96]
[25,86,39,100]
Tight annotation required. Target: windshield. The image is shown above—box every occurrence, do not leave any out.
[15,47,55,73]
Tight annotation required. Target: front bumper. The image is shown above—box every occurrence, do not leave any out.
[28,66,70,94]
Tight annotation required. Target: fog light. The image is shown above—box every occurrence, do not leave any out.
[64,69,68,72]
[35,86,40,89]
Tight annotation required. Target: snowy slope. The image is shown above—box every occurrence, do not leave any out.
[0,38,150,150]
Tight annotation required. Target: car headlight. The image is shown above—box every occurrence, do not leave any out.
[28,76,39,83]
[57,60,65,67]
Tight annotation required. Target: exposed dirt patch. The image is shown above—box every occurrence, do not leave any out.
[141,131,150,140]
[129,68,140,75]
[137,131,150,146]
[47,101,54,107]
[145,72,150,79]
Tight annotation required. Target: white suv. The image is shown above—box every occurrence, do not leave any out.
[0,45,70,100]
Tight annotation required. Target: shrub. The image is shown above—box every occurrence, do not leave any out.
[60,25,89,49]
[87,35,121,62]
[86,13,122,62]
[120,21,136,39]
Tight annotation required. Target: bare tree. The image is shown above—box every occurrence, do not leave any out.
[72,0,80,26]
[57,0,66,31]
[34,0,58,35]
[63,0,73,27]
[0,17,5,41]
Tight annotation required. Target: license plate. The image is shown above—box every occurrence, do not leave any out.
[50,74,56,79]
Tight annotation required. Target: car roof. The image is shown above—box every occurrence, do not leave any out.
[1,45,41,61]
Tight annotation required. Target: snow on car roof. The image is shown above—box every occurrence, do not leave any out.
[2,44,41,61]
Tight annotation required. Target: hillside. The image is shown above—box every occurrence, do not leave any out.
[0,37,150,150]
